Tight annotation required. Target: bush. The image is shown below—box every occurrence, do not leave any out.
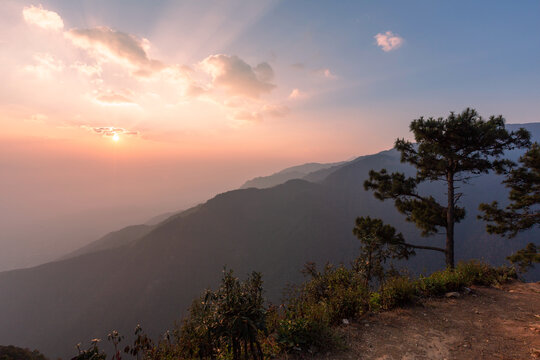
[417,269,466,296]
[379,276,417,309]
[275,311,336,354]
[178,269,267,360]
[271,263,366,354]
[0,345,49,360]
[292,263,369,323]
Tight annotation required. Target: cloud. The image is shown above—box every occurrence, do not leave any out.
[86,126,139,137]
[23,5,64,31]
[24,53,64,78]
[288,88,307,100]
[71,62,102,78]
[65,26,164,76]
[25,113,48,124]
[94,91,135,105]
[233,104,288,121]
[261,104,289,118]
[200,54,275,98]
[314,68,336,79]
[374,31,403,52]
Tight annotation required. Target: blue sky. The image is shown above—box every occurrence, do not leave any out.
[35,0,540,123]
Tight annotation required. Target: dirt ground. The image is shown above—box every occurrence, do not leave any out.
[314,281,540,360]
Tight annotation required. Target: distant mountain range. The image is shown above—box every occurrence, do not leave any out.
[0,123,538,359]
[240,161,348,189]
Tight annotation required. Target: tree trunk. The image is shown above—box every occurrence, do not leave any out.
[446,172,455,268]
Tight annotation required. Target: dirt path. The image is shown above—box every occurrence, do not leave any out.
[317,281,540,360]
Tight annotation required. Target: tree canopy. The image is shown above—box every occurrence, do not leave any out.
[479,142,539,237]
[365,108,530,268]
[479,142,539,272]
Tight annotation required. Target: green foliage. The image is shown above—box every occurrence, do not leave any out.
[379,276,417,309]
[417,269,466,296]
[365,169,460,236]
[479,142,539,238]
[416,261,517,297]
[69,261,518,359]
[507,243,540,273]
[455,260,510,285]
[352,216,413,288]
[293,263,369,323]
[273,263,367,353]
[274,312,337,354]
[178,269,266,360]
[365,108,531,268]
[0,345,49,360]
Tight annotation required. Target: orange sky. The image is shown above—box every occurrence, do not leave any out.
[2,0,539,270]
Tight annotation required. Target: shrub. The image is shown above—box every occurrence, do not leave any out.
[292,263,369,323]
[0,345,49,360]
[417,269,465,296]
[275,312,335,353]
[379,276,417,309]
[456,260,517,286]
[178,269,267,360]
[368,292,382,312]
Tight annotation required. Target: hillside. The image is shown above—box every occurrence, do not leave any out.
[240,161,346,189]
[60,224,154,259]
[0,123,538,359]
[312,281,540,360]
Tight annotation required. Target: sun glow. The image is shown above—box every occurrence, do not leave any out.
[112,133,120,142]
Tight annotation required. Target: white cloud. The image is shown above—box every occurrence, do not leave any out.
[93,90,136,106]
[71,62,102,78]
[288,88,307,100]
[374,31,403,52]
[233,103,288,121]
[65,27,164,76]
[200,54,275,98]
[24,53,64,78]
[23,4,64,31]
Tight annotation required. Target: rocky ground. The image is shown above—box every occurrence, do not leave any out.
[312,281,540,360]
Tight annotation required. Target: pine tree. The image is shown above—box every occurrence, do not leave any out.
[479,142,539,272]
[364,108,530,268]
[352,216,413,288]
[479,142,539,236]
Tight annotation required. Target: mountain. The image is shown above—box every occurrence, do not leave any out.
[240,161,346,189]
[0,123,538,359]
[59,224,154,260]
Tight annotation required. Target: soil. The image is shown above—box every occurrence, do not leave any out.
[312,281,540,360]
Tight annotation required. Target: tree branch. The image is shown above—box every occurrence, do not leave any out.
[404,242,446,253]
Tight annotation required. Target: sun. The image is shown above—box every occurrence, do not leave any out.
[112,133,120,142]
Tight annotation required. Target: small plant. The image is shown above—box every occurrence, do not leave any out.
[293,263,368,323]
[417,269,465,296]
[379,276,417,309]
[352,217,414,289]
[178,269,267,360]
[71,339,107,360]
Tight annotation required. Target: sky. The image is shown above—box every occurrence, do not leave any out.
[1,0,539,270]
